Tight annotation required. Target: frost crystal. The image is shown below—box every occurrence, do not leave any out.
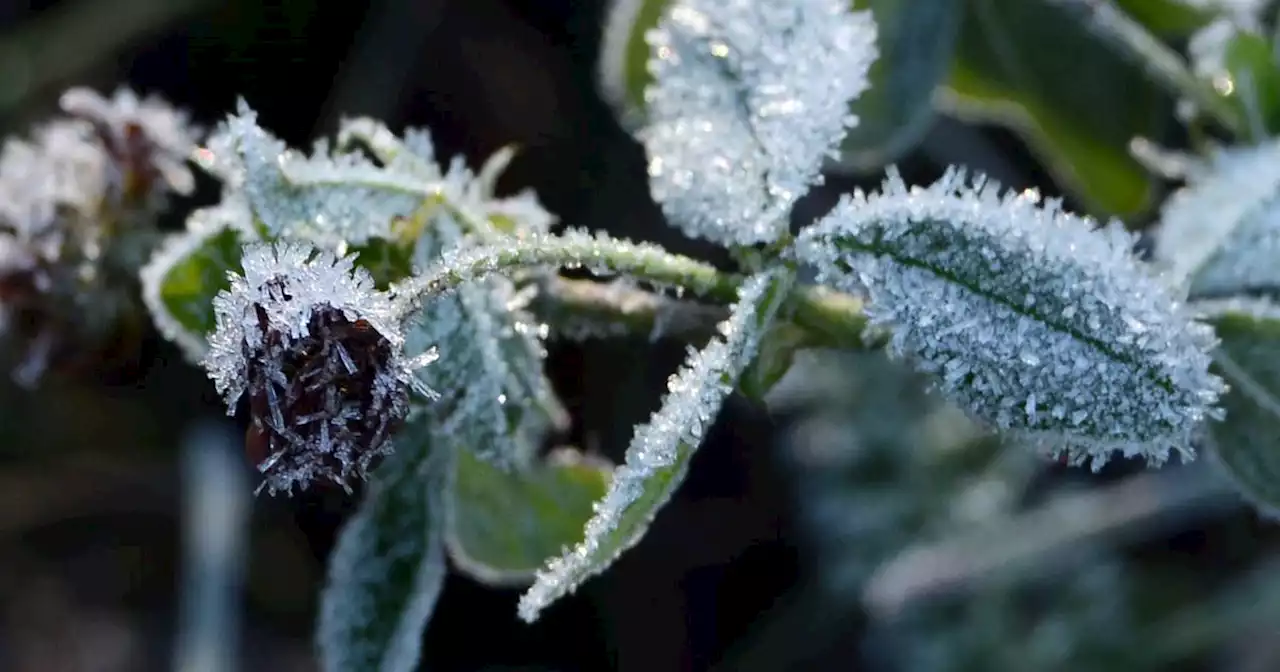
[518,267,791,622]
[206,101,426,244]
[401,212,564,468]
[203,242,438,495]
[1154,141,1280,297]
[795,168,1225,469]
[641,0,877,245]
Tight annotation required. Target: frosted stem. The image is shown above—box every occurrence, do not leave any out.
[390,229,739,316]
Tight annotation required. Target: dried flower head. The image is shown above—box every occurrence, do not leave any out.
[0,87,201,385]
[203,242,438,495]
[59,87,200,209]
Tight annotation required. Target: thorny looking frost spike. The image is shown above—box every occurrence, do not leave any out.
[202,242,438,495]
[795,168,1224,469]
[518,267,792,622]
[209,100,425,244]
[1154,140,1280,290]
[641,0,877,246]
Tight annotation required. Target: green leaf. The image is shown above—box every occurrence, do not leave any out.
[740,321,812,403]
[1222,29,1280,137]
[1200,302,1280,517]
[1115,0,1211,38]
[316,417,448,672]
[943,0,1172,217]
[446,448,612,585]
[833,0,962,171]
[598,0,674,127]
[350,233,417,290]
[139,211,249,362]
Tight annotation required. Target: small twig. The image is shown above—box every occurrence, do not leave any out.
[530,276,727,342]
[1046,0,1249,139]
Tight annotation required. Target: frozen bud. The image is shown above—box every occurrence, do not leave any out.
[60,86,200,209]
[203,242,438,495]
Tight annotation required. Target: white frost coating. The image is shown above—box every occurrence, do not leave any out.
[203,242,438,494]
[210,100,424,244]
[1191,198,1280,298]
[204,241,407,405]
[401,212,563,468]
[795,167,1225,469]
[139,193,257,362]
[317,431,447,672]
[518,267,791,622]
[1154,140,1280,289]
[392,228,725,314]
[641,0,877,245]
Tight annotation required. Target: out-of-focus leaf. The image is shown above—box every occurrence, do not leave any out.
[943,0,1172,217]
[833,0,962,171]
[1116,0,1212,37]
[447,448,612,585]
[1222,29,1280,137]
[1200,302,1280,517]
[740,322,812,403]
[316,417,448,672]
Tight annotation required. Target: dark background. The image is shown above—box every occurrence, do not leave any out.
[0,1,1264,671]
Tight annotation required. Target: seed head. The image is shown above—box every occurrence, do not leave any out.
[203,242,437,495]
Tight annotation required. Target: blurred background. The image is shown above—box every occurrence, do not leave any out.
[0,0,1277,670]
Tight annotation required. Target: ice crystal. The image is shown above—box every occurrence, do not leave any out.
[640,0,877,245]
[400,212,564,468]
[518,267,791,622]
[203,242,438,495]
[794,168,1225,469]
[205,101,427,244]
[393,228,727,314]
[1155,141,1280,297]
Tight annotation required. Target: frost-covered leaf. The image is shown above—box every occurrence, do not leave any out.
[639,0,878,246]
[1197,299,1280,515]
[831,0,962,172]
[316,416,447,672]
[598,0,672,125]
[794,168,1224,469]
[139,197,255,362]
[518,267,793,622]
[447,448,611,585]
[334,117,558,241]
[943,0,1171,216]
[1153,140,1280,294]
[208,101,432,244]
[404,213,566,468]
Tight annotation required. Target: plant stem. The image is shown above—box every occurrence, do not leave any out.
[1047,0,1249,139]
[394,230,876,353]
